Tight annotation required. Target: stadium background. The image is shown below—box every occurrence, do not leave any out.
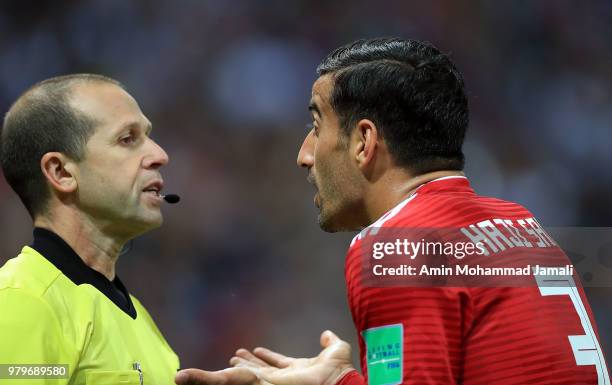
[0,0,610,370]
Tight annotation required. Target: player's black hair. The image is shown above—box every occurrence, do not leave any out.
[317,37,468,174]
[1,74,122,218]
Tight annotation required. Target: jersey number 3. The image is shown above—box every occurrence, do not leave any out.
[536,273,610,385]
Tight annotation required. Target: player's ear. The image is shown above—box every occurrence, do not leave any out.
[353,119,378,169]
[40,152,78,194]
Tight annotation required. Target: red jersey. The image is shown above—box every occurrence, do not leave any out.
[338,176,609,385]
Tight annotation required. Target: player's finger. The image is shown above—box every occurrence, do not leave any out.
[175,369,226,385]
[175,368,256,385]
[320,330,341,348]
[230,356,260,369]
[254,368,280,385]
[235,349,270,367]
[252,347,294,368]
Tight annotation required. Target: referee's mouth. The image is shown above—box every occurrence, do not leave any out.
[142,180,164,197]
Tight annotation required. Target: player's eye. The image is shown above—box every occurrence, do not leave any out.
[306,122,319,137]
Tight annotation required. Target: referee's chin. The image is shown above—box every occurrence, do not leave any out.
[146,212,164,229]
[126,211,165,238]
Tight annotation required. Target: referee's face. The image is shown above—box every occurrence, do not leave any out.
[69,82,169,238]
[298,75,364,232]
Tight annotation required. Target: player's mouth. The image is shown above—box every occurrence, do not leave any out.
[307,173,319,207]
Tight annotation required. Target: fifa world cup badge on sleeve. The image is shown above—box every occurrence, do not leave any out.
[363,324,403,385]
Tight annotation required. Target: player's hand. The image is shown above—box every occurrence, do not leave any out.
[175,367,260,385]
[230,330,355,385]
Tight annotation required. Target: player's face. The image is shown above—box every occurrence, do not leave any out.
[297,75,364,232]
[69,82,169,239]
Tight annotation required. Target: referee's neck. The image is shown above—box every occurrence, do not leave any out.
[33,214,126,281]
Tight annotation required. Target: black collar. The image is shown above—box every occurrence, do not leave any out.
[31,227,137,319]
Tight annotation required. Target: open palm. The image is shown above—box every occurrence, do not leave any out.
[175,331,354,385]
[231,330,354,385]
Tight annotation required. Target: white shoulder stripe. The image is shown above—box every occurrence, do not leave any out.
[350,193,418,246]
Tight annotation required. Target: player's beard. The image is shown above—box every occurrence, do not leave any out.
[312,158,363,233]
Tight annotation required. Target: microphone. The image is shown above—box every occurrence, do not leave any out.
[162,194,181,204]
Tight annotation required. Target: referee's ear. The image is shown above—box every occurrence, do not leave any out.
[40,152,78,195]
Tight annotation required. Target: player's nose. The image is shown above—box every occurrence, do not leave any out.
[297,129,314,169]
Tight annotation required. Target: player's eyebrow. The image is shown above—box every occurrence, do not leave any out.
[308,101,322,119]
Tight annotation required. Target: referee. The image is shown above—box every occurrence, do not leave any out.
[0,74,179,384]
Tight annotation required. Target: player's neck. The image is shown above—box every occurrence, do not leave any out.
[365,169,465,224]
[34,208,125,281]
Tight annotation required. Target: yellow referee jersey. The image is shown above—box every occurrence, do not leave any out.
[0,228,180,385]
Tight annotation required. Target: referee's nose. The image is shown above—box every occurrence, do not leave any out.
[143,137,169,170]
[297,128,315,169]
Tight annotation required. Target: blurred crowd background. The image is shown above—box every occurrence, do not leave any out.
[1,0,611,369]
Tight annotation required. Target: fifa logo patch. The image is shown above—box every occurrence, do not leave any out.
[363,323,403,385]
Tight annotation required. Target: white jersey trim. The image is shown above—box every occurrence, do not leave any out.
[349,175,468,247]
